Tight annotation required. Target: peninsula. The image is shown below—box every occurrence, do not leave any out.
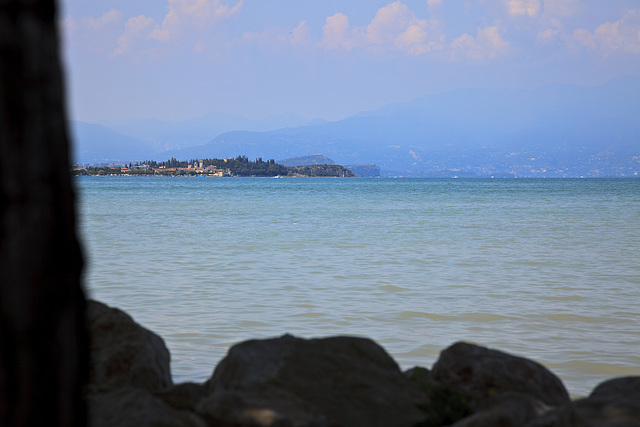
[73,156,354,178]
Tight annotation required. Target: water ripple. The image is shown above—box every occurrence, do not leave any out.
[77,177,640,396]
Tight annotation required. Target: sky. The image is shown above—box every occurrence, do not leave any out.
[59,0,640,123]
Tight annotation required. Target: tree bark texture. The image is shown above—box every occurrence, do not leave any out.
[0,0,88,425]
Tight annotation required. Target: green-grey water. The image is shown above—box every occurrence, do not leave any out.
[76,177,640,396]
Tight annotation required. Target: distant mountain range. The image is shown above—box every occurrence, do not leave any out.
[70,112,311,164]
[71,121,154,164]
[70,76,640,177]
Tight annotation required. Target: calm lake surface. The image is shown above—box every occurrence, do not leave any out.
[76,177,640,396]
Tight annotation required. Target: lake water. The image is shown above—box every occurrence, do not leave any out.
[76,177,640,397]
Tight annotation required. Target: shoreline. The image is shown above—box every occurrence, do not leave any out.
[86,299,640,426]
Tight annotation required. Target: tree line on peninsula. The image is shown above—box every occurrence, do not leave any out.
[73,155,354,177]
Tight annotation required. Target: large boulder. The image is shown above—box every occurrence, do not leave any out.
[431,342,570,409]
[589,376,640,402]
[557,398,640,426]
[86,300,173,394]
[156,382,207,412]
[526,376,640,427]
[451,392,550,427]
[197,334,430,427]
[425,342,569,426]
[88,388,206,427]
[406,366,552,427]
[526,399,640,427]
[86,300,211,426]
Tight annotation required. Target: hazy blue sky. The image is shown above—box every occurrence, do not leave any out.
[60,0,640,123]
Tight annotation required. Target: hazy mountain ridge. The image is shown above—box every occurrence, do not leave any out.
[72,77,640,176]
[70,121,153,164]
[71,112,311,164]
[97,112,310,154]
[190,77,639,177]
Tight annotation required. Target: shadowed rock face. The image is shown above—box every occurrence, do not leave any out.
[589,376,640,402]
[198,334,430,427]
[0,0,88,425]
[86,300,206,427]
[526,376,640,427]
[431,341,570,409]
[86,300,173,394]
[420,342,571,427]
[407,342,570,427]
[549,399,640,427]
[87,388,207,427]
[83,302,640,427]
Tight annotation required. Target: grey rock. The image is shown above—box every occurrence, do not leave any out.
[526,377,640,427]
[157,382,207,412]
[562,398,640,426]
[431,342,570,409]
[88,387,206,427]
[198,334,429,427]
[198,389,329,427]
[406,366,475,426]
[86,300,172,394]
[526,398,640,427]
[452,392,552,427]
[590,376,640,402]
[405,366,432,384]
[83,300,638,427]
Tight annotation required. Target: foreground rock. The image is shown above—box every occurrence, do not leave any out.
[86,300,173,394]
[197,334,429,426]
[86,300,206,426]
[87,388,206,427]
[403,341,570,426]
[86,300,640,426]
[527,376,640,427]
[415,341,569,425]
[431,342,570,408]
[590,376,640,402]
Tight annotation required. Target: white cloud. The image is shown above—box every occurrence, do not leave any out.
[427,0,442,8]
[82,8,123,31]
[240,2,443,56]
[290,20,313,47]
[537,18,563,43]
[593,21,625,52]
[63,1,243,59]
[318,1,442,55]
[113,15,156,56]
[572,28,595,50]
[193,38,207,53]
[61,15,79,36]
[63,9,124,54]
[99,0,243,57]
[451,25,509,60]
[542,0,582,18]
[366,1,422,45]
[150,0,242,43]
[507,0,540,17]
[318,12,356,50]
[573,9,640,56]
[395,23,430,55]
[533,1,583,46]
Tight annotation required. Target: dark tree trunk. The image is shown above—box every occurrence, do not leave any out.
[0,0,88,426]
